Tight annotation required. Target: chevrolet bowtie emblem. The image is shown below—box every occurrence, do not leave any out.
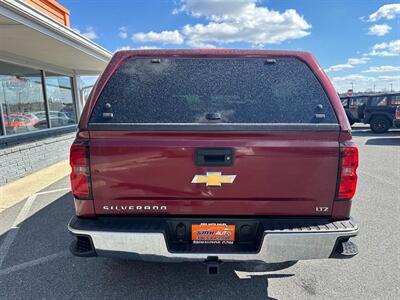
[191,172,236,187]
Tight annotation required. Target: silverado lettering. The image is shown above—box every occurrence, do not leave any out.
[103,205,167,211]
[68,49,359,267]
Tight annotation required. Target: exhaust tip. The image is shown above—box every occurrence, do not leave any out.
[70,235,97,257]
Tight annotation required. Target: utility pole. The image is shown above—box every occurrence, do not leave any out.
[373,84,376,92]
[390,83,393,92]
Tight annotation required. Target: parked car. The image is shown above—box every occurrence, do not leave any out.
[34,116,75,129]
[340,95,369,125]
[34,110,70,120]
[3,113,38,127]
[22,112,40,124]
[3,113,40,134]
[68,50,359,272]
[60,104,76,120]
[364,93,400,133]
[340,93,400,133]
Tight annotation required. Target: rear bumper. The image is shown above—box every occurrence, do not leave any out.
[68,216,358,263]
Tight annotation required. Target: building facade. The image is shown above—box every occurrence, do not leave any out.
[0,0,111,185]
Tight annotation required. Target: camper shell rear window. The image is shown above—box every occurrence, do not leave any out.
[89,58,338,125]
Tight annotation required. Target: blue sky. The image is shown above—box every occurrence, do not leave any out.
[60,0,399,93]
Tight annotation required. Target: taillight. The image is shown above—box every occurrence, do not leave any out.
[338,144,358,200]
[70,142,92,199]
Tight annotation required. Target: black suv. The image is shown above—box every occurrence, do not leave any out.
[340,93,400,133]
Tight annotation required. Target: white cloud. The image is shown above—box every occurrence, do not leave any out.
[332,74,370,83]
[368,4,400,22]
[72,26,99,40]
[133,30,184,44]
[118,26,128,39]
[325,57,369,72]
[347,57,369,65]
[368,24,391,36]
[186,40,217,48]
[173,0,257,19]
[329,73,400,93]
[134,0,311,47]
[363,65,400,73]
[325,64,354,72]
[116,46,132,51]
[115,45,160,52]
[136,46,160,50]
[369,40,400,56]
[377,75,400,81]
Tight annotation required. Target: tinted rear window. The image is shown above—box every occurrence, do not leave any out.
[90,58,337,124]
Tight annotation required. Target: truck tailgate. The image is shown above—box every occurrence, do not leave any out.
[89,130,339,216]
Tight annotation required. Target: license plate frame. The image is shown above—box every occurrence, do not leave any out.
[191,223,235,244]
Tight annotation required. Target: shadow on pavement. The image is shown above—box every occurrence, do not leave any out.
[365,138,400,146]
[0,191,296,299]
[351,129,400,137]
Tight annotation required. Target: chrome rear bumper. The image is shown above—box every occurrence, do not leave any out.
[68,217,358,263]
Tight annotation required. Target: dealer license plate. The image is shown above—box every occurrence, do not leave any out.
[191,223,235,244]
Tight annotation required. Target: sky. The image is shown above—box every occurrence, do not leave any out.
[60,0,400,93]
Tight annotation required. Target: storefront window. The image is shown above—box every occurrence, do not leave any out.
[80,75,98,105]
[0,61,47,135]
[44,72,76,128]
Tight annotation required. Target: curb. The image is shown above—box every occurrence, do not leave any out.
[0,160,70,212]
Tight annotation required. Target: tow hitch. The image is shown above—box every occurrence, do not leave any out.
[205,257,222,275]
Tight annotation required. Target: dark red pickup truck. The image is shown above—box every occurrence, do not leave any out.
[68,50,359,270]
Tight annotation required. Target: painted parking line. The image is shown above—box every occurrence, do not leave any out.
[0,229,19,269]
[0,193,37,268]
[0,251,69,276]
[11,194,38,229]
[0,188,69,269]
[35,188,70,196]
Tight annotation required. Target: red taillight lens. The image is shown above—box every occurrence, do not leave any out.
[395,108,400,120]
[70,143,91,199]
[338,145,358,200]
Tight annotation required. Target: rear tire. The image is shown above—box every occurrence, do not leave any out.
[370,116,390,133]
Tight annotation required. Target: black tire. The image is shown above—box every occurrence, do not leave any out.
[370,116,390,133]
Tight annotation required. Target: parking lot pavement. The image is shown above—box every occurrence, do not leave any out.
[0,125,399,300]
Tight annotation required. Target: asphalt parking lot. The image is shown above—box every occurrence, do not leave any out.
[0,125,399,300]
